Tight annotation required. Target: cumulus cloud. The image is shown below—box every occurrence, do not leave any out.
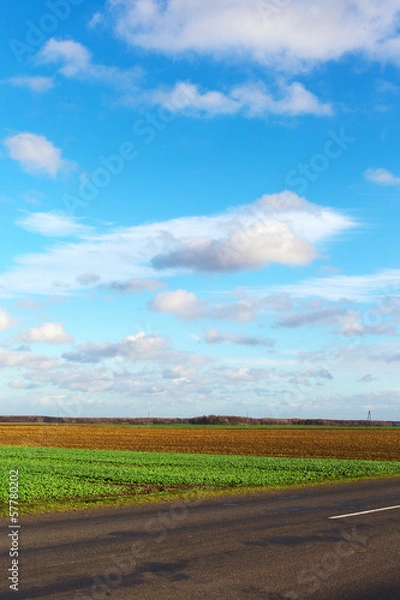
[311,369,334,380]
[6,76,54,93]
[62,332,167,363]
[152,220,318,272]
[20,322,75,344]
[278,306,398,337]
[0,190,356,297]
[16,212,90,237]
[149,290,206,320]
[151,191,355,273]
[107,0,400,70]
[149,290,264,322]
[224,368,255,382]
[364,168,400,186]
[0,347,56,370]
[204,328,275,347]
[0,309,17,331]
[151,80,332,118]
[163,364,199,381]
[3,133,72,178]
[35,39,91,76]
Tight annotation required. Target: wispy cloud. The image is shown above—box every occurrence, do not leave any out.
[364,167,400,186]
[16,212,91,237]
[5,75,54,93]
[35,38,141,90]
[98,278,165,294]
[264,269,400,302]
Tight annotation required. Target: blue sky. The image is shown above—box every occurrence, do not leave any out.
[1,0,400,420]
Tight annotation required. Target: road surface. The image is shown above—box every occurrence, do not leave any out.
[1,478,399,599]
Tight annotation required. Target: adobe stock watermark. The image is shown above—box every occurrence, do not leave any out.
[62,87,196,217]
[71,496,203,600]
[283,525,368,598]
[285,128,356,195]
[8,469,20,592]
[9,0,86,66]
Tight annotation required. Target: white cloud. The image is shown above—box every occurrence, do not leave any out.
[0,191,356,297]
[231,81,333,117]
[204,328,275,346]
[152,220,318,272]
[364,168,400,186]
[108,0,400,70]
[16,212,91,237]
[6,76,54,93]
[368,346,400,363]
[15,299,43,310]
[34,38,331,120]
[35,39,91,76]
[150,290,262,322]
[62,332,167,362]
[20,322,75,344]
[150,191,353,273]
[149,290,206,319]
[0,348,56,370]
[277,304,398,337]
[88,12,104,28]
[98,278,164,293]
[3,133,71,178]
[35,38,141,89]
[23,189,44,206]
[272,269,400,302]
[224,368,254,382]
[151,81,238,116]
[9,379,39,390]
[0,309,16,331]
[151,80,332,118]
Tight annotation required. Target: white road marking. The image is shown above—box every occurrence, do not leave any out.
[329,504,400,520]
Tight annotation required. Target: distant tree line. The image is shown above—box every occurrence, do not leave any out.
[0,415,398,427]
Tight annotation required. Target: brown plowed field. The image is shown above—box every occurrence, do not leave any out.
[1,424,399,460]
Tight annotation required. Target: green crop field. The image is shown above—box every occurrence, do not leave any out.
[1,445,400,515]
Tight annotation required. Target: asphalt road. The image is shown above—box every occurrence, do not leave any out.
[1,478,399,600]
